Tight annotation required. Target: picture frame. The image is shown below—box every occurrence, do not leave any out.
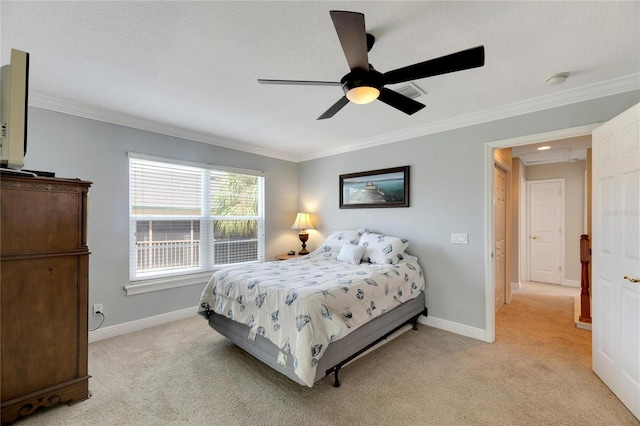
[339,166,410,209]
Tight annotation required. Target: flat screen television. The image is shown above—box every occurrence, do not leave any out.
[0,49,29,170]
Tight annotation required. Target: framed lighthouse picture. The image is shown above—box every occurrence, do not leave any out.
[339,166,410,209]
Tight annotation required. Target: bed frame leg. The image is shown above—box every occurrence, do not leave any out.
[411,314,420,330]
[411,308,429,330]
[333,367,341,388]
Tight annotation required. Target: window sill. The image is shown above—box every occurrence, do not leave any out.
[125,271,214,296]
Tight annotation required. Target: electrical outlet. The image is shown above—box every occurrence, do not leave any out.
[93,303,103,316]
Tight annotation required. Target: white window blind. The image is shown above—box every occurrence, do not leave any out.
[129,153,265,284]
[130,160,202,217]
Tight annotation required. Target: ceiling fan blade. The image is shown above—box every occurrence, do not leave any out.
[318,96,350,120]
[377,88,426,115]
[258,79,341,86]
[330,10,369,71]
[383,46,485,85]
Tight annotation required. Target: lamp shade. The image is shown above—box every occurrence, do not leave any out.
[291,212,314,230]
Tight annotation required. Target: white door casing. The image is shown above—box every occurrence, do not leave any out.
[495,165,507,314]
[528,179,565,284]
[592,103,640,419]
[519,176,528,287]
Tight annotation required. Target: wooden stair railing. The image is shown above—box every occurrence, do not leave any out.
[580,234,592,323]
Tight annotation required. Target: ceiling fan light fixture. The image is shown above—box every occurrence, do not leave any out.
[341,68,383,105]
[346,86,380,104]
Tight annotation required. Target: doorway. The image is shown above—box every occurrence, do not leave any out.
[483,123,599,342]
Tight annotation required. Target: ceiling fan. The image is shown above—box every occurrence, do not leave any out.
[258,10,485,120]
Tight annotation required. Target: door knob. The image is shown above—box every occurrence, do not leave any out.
[624,276,640,283]
[531,235,538,240]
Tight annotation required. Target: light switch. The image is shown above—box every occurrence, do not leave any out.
[451,233,468,244]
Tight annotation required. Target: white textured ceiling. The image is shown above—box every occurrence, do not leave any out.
[2,1,639,162]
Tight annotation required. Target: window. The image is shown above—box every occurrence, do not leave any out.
[127,153,265,292]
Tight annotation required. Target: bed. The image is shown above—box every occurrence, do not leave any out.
[197,230,427,387]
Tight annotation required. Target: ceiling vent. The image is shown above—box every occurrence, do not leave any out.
[390,82,427,99]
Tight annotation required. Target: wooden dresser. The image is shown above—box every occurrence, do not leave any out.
[1,174,92,424]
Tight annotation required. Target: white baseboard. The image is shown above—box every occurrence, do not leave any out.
[89,305,198,343]
[563,279,581,288]
[511,281,522,291]
[90,306,488,346]
[419,315,488,342]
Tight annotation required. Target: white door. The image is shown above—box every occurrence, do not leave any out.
[529,179,564,284]
[494,165,506,314]
[592,103,640,419]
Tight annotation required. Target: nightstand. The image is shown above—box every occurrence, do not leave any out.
[275,253,299,261]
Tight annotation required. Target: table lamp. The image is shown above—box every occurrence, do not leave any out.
[291,212,314,255]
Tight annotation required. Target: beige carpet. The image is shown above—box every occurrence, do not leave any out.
[18,289,639,425]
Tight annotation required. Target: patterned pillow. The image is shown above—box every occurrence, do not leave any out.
[320,229,367,252]
[358,232,409,265]
[336,243,366,265]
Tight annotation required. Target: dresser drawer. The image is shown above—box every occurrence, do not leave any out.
[1,177,90,255]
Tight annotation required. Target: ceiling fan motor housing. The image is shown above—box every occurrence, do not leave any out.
[341,67,383,103]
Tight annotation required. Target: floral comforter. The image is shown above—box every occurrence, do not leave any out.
[197,249,425,386]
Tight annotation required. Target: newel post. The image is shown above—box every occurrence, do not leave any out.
[579,234,592,323]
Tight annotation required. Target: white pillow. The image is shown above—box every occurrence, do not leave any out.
[358,232,409,265]
[336,243,366,265]
[320,229,367,252]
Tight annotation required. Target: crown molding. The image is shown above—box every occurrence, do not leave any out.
[30,74,639,163]
[298,73,640,162]
[28,93,299,163]
[489,123,602,149]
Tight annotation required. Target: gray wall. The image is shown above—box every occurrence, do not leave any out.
[299,91,639,331]
[24,107,299,329]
